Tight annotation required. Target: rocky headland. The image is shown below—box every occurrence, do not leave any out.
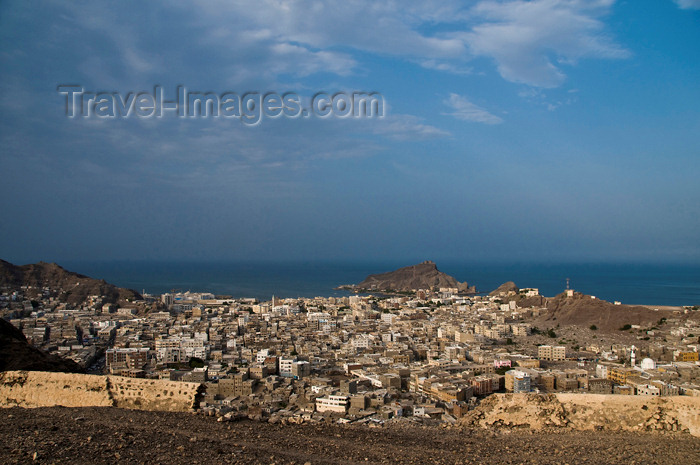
[340,261,475,294]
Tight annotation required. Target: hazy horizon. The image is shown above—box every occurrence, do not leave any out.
[39,259,700,306]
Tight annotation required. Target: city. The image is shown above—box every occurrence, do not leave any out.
[4,279,699,426]
[2,1,699,461]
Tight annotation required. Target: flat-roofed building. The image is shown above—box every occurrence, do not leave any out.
[505,370,531,393]
[539,374,555,391]
[468,376,493,396]
[106,347,149,371]
[608,366,637,385]
[218,371,255,397]
[588,378,613,394]
[316,395,349,413]
[675,351,699,362]
[538,345,566,361]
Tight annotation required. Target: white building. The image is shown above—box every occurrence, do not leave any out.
[257,349,270,364]
[521,288,539,297]
[180,338,207,360]
[636,384,661,396]
[161,293,174,307]
[315,395,349,413]
[640,358,657,371]
[279,357,295,377]
[352,335,373,350]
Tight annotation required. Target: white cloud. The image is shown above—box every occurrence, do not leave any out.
[443,93,503,124]
[418,59,473,75]
[674,0,700,9]
[50,0,628,90]
[182,0,630,89]
[190,0,467,57]
[370,114,452,140]
[517,86,578,111]
[223,43,357,84]
[462,0,629,87]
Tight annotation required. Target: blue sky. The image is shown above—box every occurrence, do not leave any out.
[0,0,698,264]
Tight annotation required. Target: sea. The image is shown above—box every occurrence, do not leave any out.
[60,261,700,307]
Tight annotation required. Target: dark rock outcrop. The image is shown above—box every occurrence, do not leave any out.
[353,261,475,293]
[0,318,82,373]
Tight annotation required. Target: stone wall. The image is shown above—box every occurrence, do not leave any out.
[462,393,700,437]
[0,371,204,412]
[0,371,112,408]
[109,376,204,411]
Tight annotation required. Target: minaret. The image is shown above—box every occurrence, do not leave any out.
[630,345,636,367]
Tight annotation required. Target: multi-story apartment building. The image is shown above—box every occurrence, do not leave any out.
[607,366,637,385]
[538,345,566,361]
[674,351,699,362]
[512,371,531,393]
[155,337,181,363]
[588,378,613,394]
[505,370,531,393]
[279,357,295,377]
[106,347,149,371]
[218,372,255,398]
[315,395,349,413]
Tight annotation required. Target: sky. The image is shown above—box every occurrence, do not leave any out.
[0,0,699,265]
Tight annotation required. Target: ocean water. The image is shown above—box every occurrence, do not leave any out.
[61,261,700,307]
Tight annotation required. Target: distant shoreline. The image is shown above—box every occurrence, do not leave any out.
[57,260,700,307]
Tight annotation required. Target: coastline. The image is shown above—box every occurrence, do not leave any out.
[59,260,700,307]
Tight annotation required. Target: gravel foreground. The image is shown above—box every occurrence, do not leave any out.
[1,407,699,465]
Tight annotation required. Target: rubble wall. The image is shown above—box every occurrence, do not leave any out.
[0,371,112,408]
[109,376,204,412]
[462,393,700,437]
[0,371,203,412]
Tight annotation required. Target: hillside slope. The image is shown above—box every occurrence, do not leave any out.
[0,259,141,307]
[534,292,669,331]
[2,407,698,465]
[0,319,82,372]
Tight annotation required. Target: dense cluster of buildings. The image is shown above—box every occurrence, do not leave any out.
[2,284,700,423]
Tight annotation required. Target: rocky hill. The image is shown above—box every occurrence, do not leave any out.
[0,259,142,307]
[487,285,677,331]
[0,319,82,373]
[351,261,475,293]
[533,291,669,331]
[489,281,518,297]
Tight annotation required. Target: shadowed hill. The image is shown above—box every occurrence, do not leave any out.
[0,259,142,307]
[0,318,82,372]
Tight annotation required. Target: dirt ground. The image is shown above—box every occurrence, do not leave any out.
[1,407,699,465]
